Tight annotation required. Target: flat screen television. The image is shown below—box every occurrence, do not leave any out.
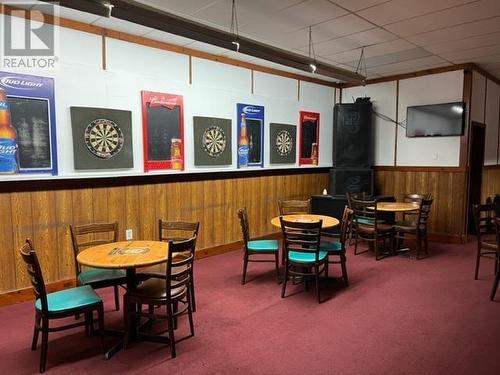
[406,101,464,137]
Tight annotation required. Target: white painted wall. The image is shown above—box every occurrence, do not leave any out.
[471,71,486,124]
[484,79,500,165]
[0,17,335,181]
[342,81,397,166]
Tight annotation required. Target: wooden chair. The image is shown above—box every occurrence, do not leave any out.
[351,197,393,261]
[20,239,104,373]
[124,238,196,358]
[393,198,434,259]
[490,217,500,301]
[70,222,126,311]
[278,198,311,215]
[400,193,432,223]
[237,208,279,284]
[159,220,200,311]
[345,192,369,244]
[320,206,353,285]
[280,217,326,303]
[472,203,498,279]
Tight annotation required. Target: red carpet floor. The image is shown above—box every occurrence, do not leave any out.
[1,240,500,374]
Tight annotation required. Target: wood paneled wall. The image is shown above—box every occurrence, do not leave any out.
[375,169,467,239]
[482,166,500,202]
[0,172,328,294]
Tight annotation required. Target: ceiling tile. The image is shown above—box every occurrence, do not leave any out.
[346,47,434,68]
[441,44,500,62]
[31,4,102,24]
[303,27,397,56]
[368,55,450,75]
[91,17,153,36]
[424,32,500,55]
[357,0,476,26]
[136,0,222,16]
[278,0,348,29]
[329,0,391,12]
[385,0,500,37]
[186,41,231,54]
[407,16,500,46]
[325,38,415,61]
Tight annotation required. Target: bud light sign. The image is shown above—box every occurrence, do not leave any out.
[0,70,57,175]
[237,103,264,168]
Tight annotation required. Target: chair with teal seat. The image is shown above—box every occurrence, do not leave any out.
[320,206,353,285]
[237,207,279,284]
[280,217,326,303]
[70,222,126,311]
[20,239,104,373]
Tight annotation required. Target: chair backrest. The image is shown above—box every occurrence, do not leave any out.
[472,203,496,240]
[339,206,354,247]
[346,192,369,208]
[280,217,322,262]
[19,239,48,313]
[69,222,119,276]
[350,197,380,230]
[158,220,200,243]
[417,198,433,232]
[165,237,196,302]
[237,208,251,248]
[278,199,311,215]
[494,217,500,247]
[403,193,431,220]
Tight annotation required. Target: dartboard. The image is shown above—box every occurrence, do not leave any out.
[276,130,293,156]
[202,125,226,157]
[84,118,124,159]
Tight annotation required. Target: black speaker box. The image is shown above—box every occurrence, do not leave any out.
[329,168,374,197]
[333,100,373,168]
[311,195,347,236]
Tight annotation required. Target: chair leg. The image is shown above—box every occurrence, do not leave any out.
[341,254,349,286]
[123,297,131,349]
[374,238,380,261]
[31,312,41,351]
[187,292,195,337]
[490,270,500,301]
[190,270,197,312]
[173,301,179,330]
[97,303,104,355]
[40,318,49,373]
[241,254,248,285]
[474,245,482,280]
[325,258,329,278]
[114,285,120,311]
[274,252,280,283]
[315,265,321,304]
[354,233,359,255]
[281,262,288,298]
[416,236,422,260]
[167,304,176,358]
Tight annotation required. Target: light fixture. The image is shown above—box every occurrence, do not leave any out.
[47,0,366,83]
[309,64,317,73]
[103,1,114,17]
[230,0,240,52]
[308,26,317,74]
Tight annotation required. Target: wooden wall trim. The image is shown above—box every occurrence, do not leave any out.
[460,68,473,168]
[483,165,500,170]
[0,167,330,193]
[374,166,466,172]
[0,4,340,88]
[341,64,467,88]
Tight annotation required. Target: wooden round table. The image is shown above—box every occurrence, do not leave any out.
[271,214,339,229]
[373,202,419,212]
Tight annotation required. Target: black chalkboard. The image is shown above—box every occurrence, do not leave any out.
[147,105,180,161]
[301,119,317,158]
[8,97,51,169]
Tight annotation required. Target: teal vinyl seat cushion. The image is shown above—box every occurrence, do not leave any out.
[78,268,126,285]
[247,240,279,251]
[288,250,328,263]
[35,285,102,313]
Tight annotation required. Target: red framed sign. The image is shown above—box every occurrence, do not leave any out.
[299,111,320,166]
[141,91,184,171]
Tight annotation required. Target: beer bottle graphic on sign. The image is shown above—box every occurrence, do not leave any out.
[0,88,19,173]
[238,114,249,167]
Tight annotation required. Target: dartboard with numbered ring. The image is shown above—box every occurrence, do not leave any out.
[84,118,124,159]
[202,125,226,157]
[275,130,293,156]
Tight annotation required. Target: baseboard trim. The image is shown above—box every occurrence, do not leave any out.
[0,233,281,307]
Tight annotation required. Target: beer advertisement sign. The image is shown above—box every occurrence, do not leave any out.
[0,71,58,175]
[193,116,232,166]
[270,123,296,165]
[236,103,264,168]
[299,111,320,166]
[141,91,184,172]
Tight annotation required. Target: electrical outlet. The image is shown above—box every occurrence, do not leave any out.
[125,229,133,240]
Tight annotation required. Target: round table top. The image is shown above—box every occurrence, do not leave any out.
[77,240,169,269]
[375,202,420,212]
[271,214,339,229]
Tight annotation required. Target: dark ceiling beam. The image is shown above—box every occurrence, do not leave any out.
[45,0,365,83]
